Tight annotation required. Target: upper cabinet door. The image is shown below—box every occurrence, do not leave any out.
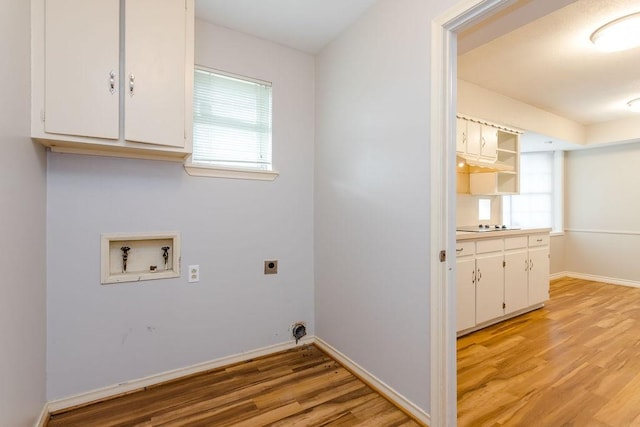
[45,0,120,139]
[456,118,467,154]
[124,0,187,148]
[480,125,498,161]
[466,121,481,157]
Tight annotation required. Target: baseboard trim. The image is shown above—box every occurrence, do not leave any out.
[564,272,640,289]
[46,336,430,425]
[34,403,49,427]
[314,337,430,426]
[550,271,568,281]
[47,337,313,413]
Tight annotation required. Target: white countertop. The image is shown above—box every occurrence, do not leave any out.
[456,228,551,241]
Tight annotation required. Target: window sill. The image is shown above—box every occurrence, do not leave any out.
[184,162,279,181]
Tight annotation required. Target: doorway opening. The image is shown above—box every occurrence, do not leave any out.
[430,1,574,425]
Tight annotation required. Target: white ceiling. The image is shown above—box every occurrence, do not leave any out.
[194,0,640,151]
[195,0,378,53]
[458,0,640,126]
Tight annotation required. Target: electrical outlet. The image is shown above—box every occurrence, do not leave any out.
[264,260,278,275]
[188,265,200,283]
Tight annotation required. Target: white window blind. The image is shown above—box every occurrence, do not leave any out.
[503,151,563,232]
[193,67,272,170]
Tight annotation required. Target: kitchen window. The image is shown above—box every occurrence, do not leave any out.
[185,67,278,180]
[502,151,563,233]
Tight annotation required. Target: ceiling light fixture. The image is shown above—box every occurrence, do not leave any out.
[627,98,640,112]
[590,12,640,52]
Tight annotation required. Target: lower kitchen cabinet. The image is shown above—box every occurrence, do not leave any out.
[456,256,476,331]
[475,243,505,324]
[504,236,529,314]
[456,230,550,335]
[528,243,551,305]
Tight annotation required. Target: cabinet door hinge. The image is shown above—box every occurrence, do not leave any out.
[439,250,446,262]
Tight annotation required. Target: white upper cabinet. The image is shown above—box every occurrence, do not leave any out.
[456,118,467,154]
[32,0,194,161]
[479,124,498,161]
[461,121,498,162]
[465,121,482,158]
[124,0,186,147]
[456,114,521,195]
[44,0,120,139]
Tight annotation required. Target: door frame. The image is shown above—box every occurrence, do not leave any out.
[429,1,512,425]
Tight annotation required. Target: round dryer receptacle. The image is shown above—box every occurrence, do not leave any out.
[292,322,307,343]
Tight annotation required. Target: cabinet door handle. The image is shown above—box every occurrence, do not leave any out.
[109,70,116,94]
[525,259,529,271]
[477,268,481,282]
[530,259,534,270]
[456,248,464,253]
[481,136,486,147]
[472,269,476,284]
[129,73,135,97]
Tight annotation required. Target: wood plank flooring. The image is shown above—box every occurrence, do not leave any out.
[46,344,421,427]
[458,277,640,426]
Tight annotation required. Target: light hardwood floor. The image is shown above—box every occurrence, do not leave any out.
[46,344,421,426]
[458,277,640,426]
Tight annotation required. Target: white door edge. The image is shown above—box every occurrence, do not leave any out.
[429,1,511,426]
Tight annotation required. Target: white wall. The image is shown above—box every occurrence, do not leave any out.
[0,1,48,425]
[550,235,565,275]
[458,79,585,145]
[586,117,640,146]
[456,194,502,226]
[564,142,640,283]
[315,0,457,413]
[46,21,315,400]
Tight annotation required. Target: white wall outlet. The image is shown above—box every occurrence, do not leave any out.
[188,265,200,283]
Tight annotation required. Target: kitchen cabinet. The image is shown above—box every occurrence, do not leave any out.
[504,237,529,314]
[456,118,503,163]
[465,121,482,158]
[479,124,498,161]
[459,120,497,161]
[31,0,194,161]
[456,241,476,332]
[456,115,521,195]
[456,229,550,335]
[456,118,468,154]
[528,234,551,305]
[475,239,505,324]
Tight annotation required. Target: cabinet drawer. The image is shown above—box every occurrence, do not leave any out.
[476,239,503,254]
[529,234,550,247]
[505,236,527,250]
[455,241,475,257]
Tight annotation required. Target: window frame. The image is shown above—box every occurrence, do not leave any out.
[185,66,279,181]
[502,150,564,235]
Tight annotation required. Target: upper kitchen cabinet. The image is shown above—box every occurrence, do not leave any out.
[31,0,195,161]
[456,118,468,154]
[464,121,497,162]
[456,115,521,195]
